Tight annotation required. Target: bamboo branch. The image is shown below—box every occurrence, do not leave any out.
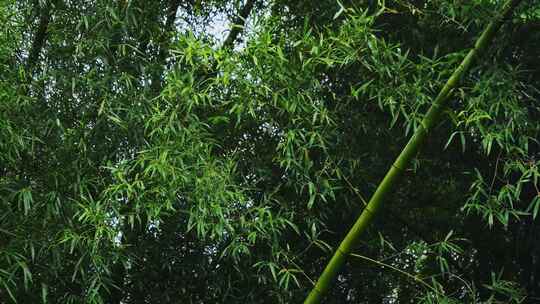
[195,0,256,85]
[221,0,255,50]
[304,0,524,303]
[349,253,440,294]
[165,0,182,30]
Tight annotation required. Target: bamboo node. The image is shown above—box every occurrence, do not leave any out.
[391,163,405,172]
[337,246,349,256]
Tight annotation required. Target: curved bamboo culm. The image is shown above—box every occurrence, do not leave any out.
[304,0,524,303]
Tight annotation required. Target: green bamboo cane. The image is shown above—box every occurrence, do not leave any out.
[304,0,524,303]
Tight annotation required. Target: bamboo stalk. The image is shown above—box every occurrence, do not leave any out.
[304,0,523,303]
[26,1,51,77]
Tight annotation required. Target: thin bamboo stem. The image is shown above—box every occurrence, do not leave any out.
[349,253,439,294]
[304,0,523,302]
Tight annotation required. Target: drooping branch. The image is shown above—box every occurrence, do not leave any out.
[221,0,256,50]
[303,0,524,303]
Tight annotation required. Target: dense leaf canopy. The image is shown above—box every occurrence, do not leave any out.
[1,0,539,303]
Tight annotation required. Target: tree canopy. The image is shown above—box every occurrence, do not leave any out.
[1,0,539,303]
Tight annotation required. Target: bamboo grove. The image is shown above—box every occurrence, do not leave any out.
[1,0,539,303]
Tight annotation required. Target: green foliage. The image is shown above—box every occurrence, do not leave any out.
[0,0,539,303]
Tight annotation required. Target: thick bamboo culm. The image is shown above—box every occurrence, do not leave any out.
[304,0,524,303]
